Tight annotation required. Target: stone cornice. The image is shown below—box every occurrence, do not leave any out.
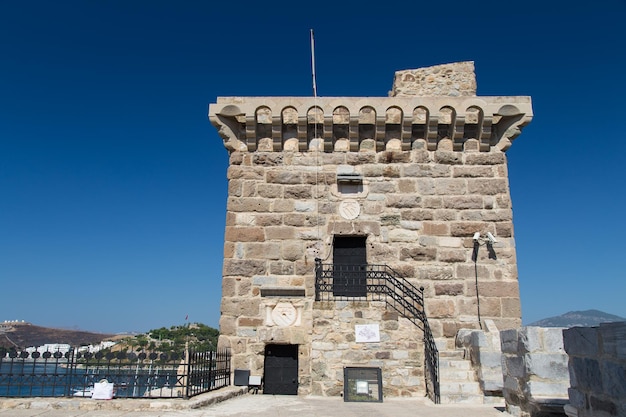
[208,96,532,153]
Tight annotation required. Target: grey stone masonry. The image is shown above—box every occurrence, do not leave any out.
[500,327,570,417]
[563,322,626,417]
[456,319,504,396]
[209,63,532,399]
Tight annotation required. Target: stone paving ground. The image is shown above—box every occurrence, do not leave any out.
[0,387,512,417]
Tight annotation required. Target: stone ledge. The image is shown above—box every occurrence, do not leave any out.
[0,386,249,411]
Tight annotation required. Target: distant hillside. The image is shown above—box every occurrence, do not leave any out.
[0,322,115,350]
[528,310,626,328]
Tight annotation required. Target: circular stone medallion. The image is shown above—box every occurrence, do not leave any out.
[271,302,297,327]
[339,200,360,220]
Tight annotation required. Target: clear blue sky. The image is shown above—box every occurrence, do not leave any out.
[1,1,625,334]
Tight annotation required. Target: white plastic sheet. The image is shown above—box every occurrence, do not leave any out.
[91,379,114,400]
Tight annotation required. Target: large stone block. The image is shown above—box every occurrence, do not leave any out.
[601,359,626,398]
[223,259,266,276]
[504,355,526,378]
[542,327,566,353]
[527,380,568,398]
[598,321,626,359]
[390,62,477,97]
[525,353,569,380]
[571,357,602,393]
[477,351,502,369]
[500,329,519,353]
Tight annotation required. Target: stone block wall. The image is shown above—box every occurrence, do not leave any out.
[209,64,532,397]
[218,147,521,395]
[563,322,626,417]
[500,327,570,417]
[456,319,504,395]
[312,301,423,397]
[391,61,477,98]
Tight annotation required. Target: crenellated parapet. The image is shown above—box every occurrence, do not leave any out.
[209,96,532,154]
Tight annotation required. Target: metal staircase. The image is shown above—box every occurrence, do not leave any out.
[314,259,440,404]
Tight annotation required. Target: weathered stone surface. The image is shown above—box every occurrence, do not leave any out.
[435,283,464,296]
[222,259,266,276]
[501,326,570,416]
[563,322,626,417]
[390,62,477,97]
[209,66,532,399]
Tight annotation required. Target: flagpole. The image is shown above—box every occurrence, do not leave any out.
[310,29,317,98]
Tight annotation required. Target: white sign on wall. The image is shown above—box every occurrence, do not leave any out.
[355,324,380,343]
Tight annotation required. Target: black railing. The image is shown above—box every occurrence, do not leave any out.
[0,347,230,399]
[315,259,440,404]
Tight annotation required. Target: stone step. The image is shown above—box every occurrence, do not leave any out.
[483,395,505,406]
[439,380,485,405]
[439,359,472,370]
[439,381,482,395]
[439,349,465,359]
[439,394,485,405]
[439,369,475,380]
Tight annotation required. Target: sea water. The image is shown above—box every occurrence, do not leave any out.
[0,360,177,397]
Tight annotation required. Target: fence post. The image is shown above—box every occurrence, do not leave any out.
[184,342,190,399]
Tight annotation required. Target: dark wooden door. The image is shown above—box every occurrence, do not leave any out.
[263,344,298,395]
[333,236,367,297]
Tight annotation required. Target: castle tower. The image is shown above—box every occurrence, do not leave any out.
[208,62,532,398]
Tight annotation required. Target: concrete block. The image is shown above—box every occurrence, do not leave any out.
[520,327,543,353]
[589,395,619,416]
[568,387,586,408]
[571,357,602,392]
[478,351,503,368]
[563,327,599,357]
[482,379,504,392]
[484,319,499,333]
[503,375,520,393]
[504,356,526,378]
[527,381,568,398]
[525,353,569,380]
[598,321,626,359]
[500,329,519,353]
[542,327,566,352]
[456,328,473,348]
[470,331,489,348]
[600,360,626,398]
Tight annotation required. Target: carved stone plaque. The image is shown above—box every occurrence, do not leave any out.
[339,200,360,220]
[271,302,297,327]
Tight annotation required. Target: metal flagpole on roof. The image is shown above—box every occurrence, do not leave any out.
[310,28,322,259]
[310,29,317,98]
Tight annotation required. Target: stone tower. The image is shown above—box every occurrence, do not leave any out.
[208,62,532,398]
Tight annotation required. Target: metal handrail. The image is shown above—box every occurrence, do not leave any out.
[314,259,440,404]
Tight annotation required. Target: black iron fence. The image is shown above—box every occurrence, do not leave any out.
[315,259,440,404]
[0,347,230,399]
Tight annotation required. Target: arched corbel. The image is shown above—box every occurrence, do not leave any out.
[492,105,532,151]
[209,105,248,152]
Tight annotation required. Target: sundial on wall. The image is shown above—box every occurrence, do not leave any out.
[271,302,298,327]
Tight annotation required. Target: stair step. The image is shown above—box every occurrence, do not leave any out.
[439,350,465,359]
[439,359,472,370]
[439,394,485,405]
[439,381,482,395]
[439,369,475,380]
